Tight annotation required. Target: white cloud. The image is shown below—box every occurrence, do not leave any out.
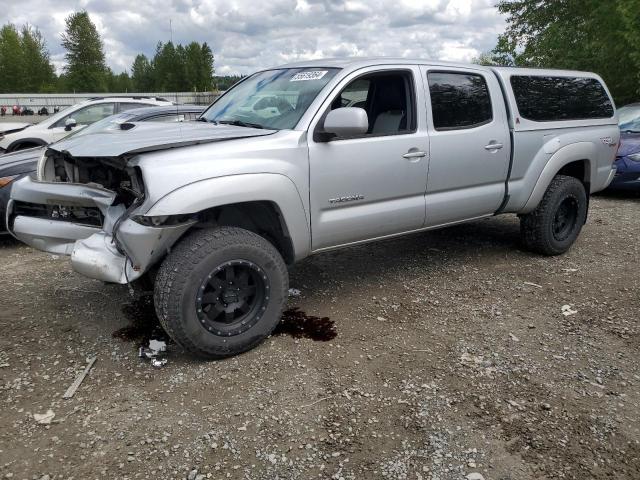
[1,0,506,76]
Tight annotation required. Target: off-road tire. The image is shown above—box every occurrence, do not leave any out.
[154,227,289,359]
[520,175,587,256]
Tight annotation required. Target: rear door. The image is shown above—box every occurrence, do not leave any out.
[421,67,510,226]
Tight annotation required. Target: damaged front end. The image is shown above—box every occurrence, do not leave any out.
[8,149,194,284]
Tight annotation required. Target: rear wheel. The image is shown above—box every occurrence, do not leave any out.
[520,175,587,256]
[154,227,288,359]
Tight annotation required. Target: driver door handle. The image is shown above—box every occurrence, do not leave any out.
[484,142,504,151]
[403,150,427,159]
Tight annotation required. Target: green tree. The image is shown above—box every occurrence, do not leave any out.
[60,11,108,92]
[106,69,132,92]
[131,54,154,91]
[20,25,56,92]
[0,24,24,93]
[493,0,640,104]
[152,41,186,91]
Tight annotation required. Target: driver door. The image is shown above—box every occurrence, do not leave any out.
[308,66,429,251]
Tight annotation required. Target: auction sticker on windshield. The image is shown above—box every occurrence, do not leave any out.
[290,71,328,81]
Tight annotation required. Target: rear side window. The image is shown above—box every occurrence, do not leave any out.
[510,76,614,121]
[428,72,493,131]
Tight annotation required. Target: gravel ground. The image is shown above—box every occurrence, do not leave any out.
[1,193,639,480]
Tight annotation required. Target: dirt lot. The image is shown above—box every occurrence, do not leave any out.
[1,194,639,480]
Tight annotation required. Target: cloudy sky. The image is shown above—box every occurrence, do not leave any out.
[2,0,506,76]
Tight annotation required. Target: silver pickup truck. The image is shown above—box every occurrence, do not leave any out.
[7,58,619,358]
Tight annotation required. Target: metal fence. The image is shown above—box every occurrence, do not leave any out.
[0,92,222,110]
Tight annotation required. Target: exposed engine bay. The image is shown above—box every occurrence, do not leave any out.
[40,149,144,209]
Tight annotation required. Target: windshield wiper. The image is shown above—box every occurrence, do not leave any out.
[218,119,266,129]
[196,117,218,125]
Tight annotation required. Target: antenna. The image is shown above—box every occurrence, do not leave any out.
[169,19,173,44]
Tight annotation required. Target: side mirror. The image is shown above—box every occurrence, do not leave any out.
[64,118,77,131]
[323,107,368,138]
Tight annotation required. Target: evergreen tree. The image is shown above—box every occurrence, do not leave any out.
[20,25,56,92]
[0,24,24,93]
[131,54,154,92]
[60,11,108,92]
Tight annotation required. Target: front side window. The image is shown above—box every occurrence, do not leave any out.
[510,75,614,122]
[328,70,416,137]
[201,68,340,130]
[54,103,115,128]
[428,72,493,131]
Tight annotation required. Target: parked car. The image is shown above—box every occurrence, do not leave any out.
[38,107,49,116]
[0,121,32,139]
[7,58,619,359]
[0,104,204,233]
[0,96,173,153]
[609,103,640,190]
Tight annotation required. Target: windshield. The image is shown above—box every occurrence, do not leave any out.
[201,68,340,130]
[618,105,640,132]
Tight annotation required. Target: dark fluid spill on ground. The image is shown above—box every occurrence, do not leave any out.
[112,295,171,346]
[273,307,337,341]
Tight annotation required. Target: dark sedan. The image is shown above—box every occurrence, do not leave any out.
[610,103,640,190]
[0,104,205,232]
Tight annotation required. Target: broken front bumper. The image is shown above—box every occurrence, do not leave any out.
[8,176,193,284]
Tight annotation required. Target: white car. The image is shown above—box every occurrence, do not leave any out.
[0,96,172,153]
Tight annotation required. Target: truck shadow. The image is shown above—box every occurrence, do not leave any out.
[289,216,521,293]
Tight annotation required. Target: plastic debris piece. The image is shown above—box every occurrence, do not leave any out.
[139,339,169,367]
[561,304,578,316]
[288,288,302,297]
[151,358,168,368]
[34,409,55,425]
[148,339,167,353]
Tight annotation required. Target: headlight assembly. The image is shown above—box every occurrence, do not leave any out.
[36,150,47,181]
[628,152,640,162]
[0,175,17,188]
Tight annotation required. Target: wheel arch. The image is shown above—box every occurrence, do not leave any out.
[144,173,311,263]
[521,142,594,214]
[7,137,47,152]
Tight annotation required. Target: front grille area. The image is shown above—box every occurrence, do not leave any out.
[13,201,103,227]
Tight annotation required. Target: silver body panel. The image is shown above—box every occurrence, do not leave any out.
[7,58,619,284]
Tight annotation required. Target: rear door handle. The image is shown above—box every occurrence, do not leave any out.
[484,142,504,151]
[403,151,427,159]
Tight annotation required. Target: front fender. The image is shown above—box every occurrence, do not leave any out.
[521,142,594,214]
[144,173,311,260]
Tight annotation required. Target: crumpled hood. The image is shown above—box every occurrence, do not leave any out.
[50,121,277,157]
[618,132,640,157]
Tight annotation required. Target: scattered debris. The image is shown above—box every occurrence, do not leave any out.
[62,356,97,399]
[466,473,485,480]
[139,339,168,364]
[561,304,578,316]
[509,333,520,342]
[288,288,302,297]
[523,281,543,288]
[33,410,55,425]
[562,268,578,273]
[151,358,168,368]
[139,339,168,367]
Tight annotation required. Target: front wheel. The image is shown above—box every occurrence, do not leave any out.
[520,175,588,256]
[154,227,289,359]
